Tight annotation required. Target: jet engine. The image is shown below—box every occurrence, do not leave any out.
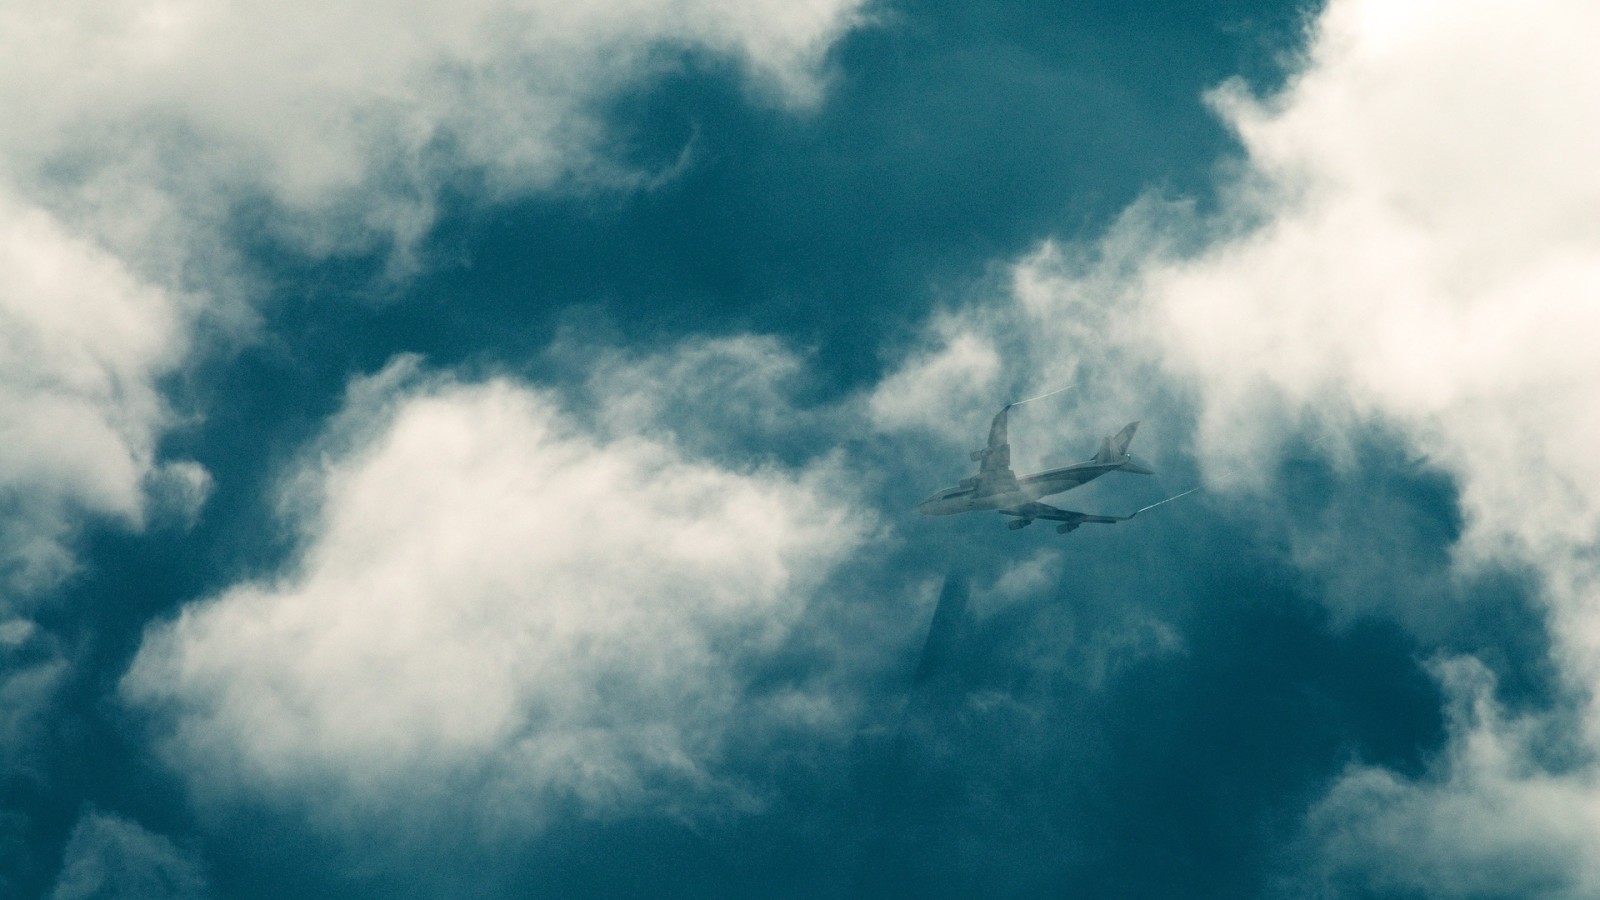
[1007,518,1033,530]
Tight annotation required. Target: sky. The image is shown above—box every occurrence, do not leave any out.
[3,0,1598,897]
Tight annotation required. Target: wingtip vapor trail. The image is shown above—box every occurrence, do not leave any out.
[1134,488,1199,516]
[1007,384,1075,408]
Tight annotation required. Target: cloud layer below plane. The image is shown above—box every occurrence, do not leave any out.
[880,0,1600,891]
[125,354,870,827]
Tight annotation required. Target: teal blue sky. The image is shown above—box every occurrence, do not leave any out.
[3,1,1583,898]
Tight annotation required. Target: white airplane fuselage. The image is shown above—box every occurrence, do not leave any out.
[915,461,1123,516]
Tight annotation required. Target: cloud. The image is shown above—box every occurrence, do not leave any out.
[2,0,869,260]
[872,0,1600,887]
[1299,657,1600,899]
[124,352,872,829]
[865,203,1203,479]
[1,0,872,839]
[576,333,816,455]
[49,810,208,900]
[142,459,214,529]
[869,323,1002,443]
[0,619,67,777]
[1146,15,1600,881]
[0,189,191,597]
[0,0,867,600]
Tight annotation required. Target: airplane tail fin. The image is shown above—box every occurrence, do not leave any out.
[1094,422,1138,463]
[1093,422,1153,473]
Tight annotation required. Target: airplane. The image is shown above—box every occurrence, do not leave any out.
[915,401,1191,534]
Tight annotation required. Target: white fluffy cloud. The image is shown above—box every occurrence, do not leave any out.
[0,0,866,590]
[1,0,867,256]
[3,2,869,864]
[875,0,1600,887]
[1302,659,1600,899]
[125,354,870,824]
[869,322,1003,443]
[0,189,190,595]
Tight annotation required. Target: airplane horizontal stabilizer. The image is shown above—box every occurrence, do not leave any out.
[1118,455,1155,475]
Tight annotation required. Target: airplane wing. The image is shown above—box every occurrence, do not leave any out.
[999,501,1130,527]
[999,489,1197,533]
